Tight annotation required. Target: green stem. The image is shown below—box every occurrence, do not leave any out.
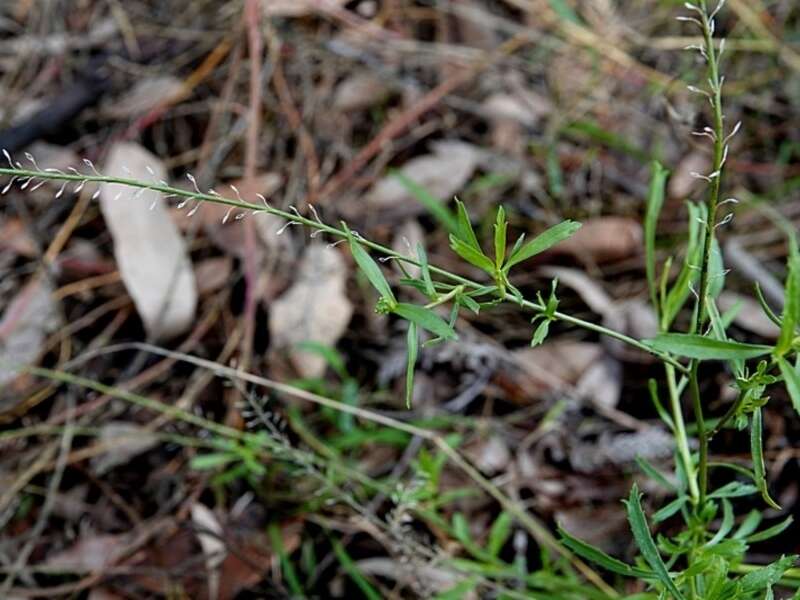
[690,361,708,506]
[688,0,727,510]
[0,166,689,374]
[666,364,700,503]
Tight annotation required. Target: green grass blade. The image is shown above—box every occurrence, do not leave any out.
[645,161,669,314]
[269,523,304,597]
[331,538,382,600]
[393,170,459,235]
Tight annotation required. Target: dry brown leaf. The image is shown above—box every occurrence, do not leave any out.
[392,219,425,278]
[45,534,125,572]
[27,141,80,172]
[263,0,346,17]
[365,141,480,210]
[575,355,621,410]
[333,74,391,112]
[554,217,643,264]
[464,435,511,475]
[99,141,197,341]
[511,341,604,397]
[191,503,226,600]
[0,217,37,257]
[543,267,658,362]
[483,90,551,126]
[0,277,58,389]
[268,244,353,378]
[555,505,629,554]
[104,76,184,118]
[483,92,550,154]
[195,256,233,296]
[718,291,781,339]
[90,422,159,475]
[356,557,470,597]
[669,150,711,200]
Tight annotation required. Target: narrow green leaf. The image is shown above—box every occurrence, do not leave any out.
[645,333,772,361]
[190,453,237,470]
[433,578,480,600]
[636,456,677,492]
[751,408,781,509]
[778,356,800,415]
[547,0,581,24]
[296,341,348,380]
[349,236,396,305]
[777,252,800,355]
[653,496,686,523]
[707,499,734,546]
[645,161,669,313]
[417,243,436,298]
[509,233,526,263]
[331,538,382,600]
[449,235,496,273]
[708,481,759,500]
[452,512,490,561]
[708,238,726,301]
[733,510,762,540]
[663,202,703,328]
[504,220,582,271]
[746,516,793,543]
[706,298,745,378]
[624,484,686,600]
[754,282,782,327]
[486,511,513,558]
[393,171,459,234]
[558,524,653,579]
[394,303,457,340]
[455,198,481,251]
[494,206,507,269]
[269,523,304,596]
[405,323,418,409]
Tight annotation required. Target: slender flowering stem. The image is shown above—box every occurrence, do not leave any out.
[0,165,689,373]
[685,0,731,509]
